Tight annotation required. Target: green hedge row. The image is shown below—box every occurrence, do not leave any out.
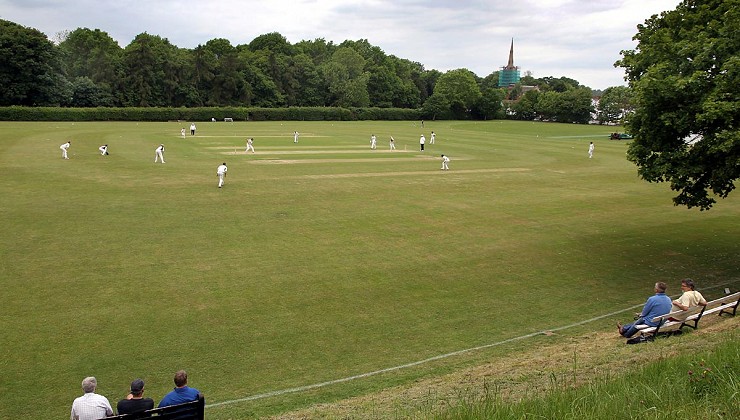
[0,106,422,121]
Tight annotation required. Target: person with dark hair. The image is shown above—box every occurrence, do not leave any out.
[671,278,707,313]
[116,379,154,415]
[217,162,228,188]
[617,282,672,338]
[155,144,165,164]
[70,376,113,420]
[99,145,109,156]
[60,141,71,159]
[158,370,201,408]
[441,154,450,170]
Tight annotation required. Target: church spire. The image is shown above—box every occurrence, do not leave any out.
[506,38,515,69]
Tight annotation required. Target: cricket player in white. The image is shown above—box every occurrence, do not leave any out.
[420,134,426,151]
[246,138,255,153]
[441,154,450,170]
[217,162,228,188]
[60,141,71,159]
[370,134,377,149]
[588,142,595,158]
[155,144,165,163]
[389,136,396,150]
[99,145,108,155]
[294,131,299,143]
[430,131,436,144]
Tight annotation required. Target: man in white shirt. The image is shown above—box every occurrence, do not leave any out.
[294,131,299,143]
[389,136,396,150]
[441,154,450,170]
[155,144,165,163]
[419,134,425,151]
[70,376,113,420]
[430,131,436,144]
[190,123,196,136]
[588,142,595,158]
[246,138,255,153]
[370,134,377,150]
[99,145,108,156]
[217,162,228,188]
[60,141,71,159]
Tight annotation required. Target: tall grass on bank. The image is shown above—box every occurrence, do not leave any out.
[433,333,739,419]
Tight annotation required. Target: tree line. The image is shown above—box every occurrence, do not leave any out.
[0,19,631,123]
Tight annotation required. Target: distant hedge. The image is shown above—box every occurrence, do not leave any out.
[0,106,422,121]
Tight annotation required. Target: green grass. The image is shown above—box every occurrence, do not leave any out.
[1,120,738,419]
[434,330,739,419]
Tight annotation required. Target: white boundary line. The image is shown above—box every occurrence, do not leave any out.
[206,284,735,410]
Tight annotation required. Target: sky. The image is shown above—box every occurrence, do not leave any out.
[0,0,682,90]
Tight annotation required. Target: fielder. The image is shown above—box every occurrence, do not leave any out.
[246,138,255,153]
[99,144,109,155]
[588,142,595,159]
[430,131,436,144]
[217,162,228,188]
[441,154,450,170]
[294,131,299,143]
[155,144,165,163]
[60,141,71,159]
[370,134,377,150]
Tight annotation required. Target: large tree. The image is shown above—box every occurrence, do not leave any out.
[617,0,739,210]
[597,86,633,125]
[0,20,65,105]
[432,69,481,118]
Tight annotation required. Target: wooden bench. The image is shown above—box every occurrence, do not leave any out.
[105,394,204,419]
[637,291,740,339]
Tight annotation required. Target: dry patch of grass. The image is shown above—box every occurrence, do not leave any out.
[271,316,738,419]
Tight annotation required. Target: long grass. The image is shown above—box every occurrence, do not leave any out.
[0,120,738,419]
[434,330,739,419]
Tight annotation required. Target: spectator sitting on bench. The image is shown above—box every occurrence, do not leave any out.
[70,376,113,420]
[117,378,154,415]
[669,278,707,320]
[158,370,202,408]
[617,282,672,338]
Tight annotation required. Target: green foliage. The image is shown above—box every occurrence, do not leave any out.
[0,19,65,106]
[597,86,633,125]
[3,18,621,124]
[0,106,420,121]
[432,69,482,118]
[618,0,740,210]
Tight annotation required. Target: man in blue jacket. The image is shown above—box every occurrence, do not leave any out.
[618,282,672,338]
[158,370,201,408]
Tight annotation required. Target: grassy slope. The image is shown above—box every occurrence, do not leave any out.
[0,121,738,419]
[274,315,739,419]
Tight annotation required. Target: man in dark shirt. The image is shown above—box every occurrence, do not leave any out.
[117,378,155,415]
